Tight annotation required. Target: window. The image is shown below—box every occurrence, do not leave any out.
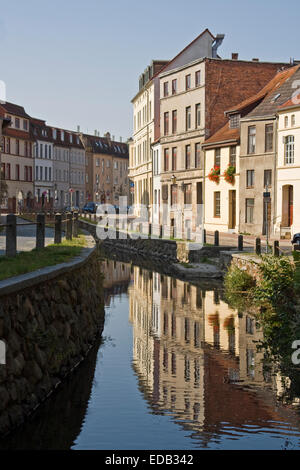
[285,135,294,164]
[15,117,20,129]
[164,148,169,171]
[246,169,255,188]
[49,146,51,159]
[265,124,274,152]
[185,74,191,90]
[284,116,289,128]
[185,145,191,169]
[229,146,236,167]
[172,110,177,134]
[5,163,10,180]
[214,192,221,217]
[172,147,177,171]
[40,144,43,158]
[16,140,19,155]
[61,130,64,141]
[15,164,20,181]
[195,70,201,86]
[171,184,178,205]
[163,82,169,97]
[40,166,43,180]
[45,145,48,159]
[195,103,201,127]
[246,198,254,223]
[164,112,169,135]
[230,114,240,129]
[214,148,221,167]
[5,137,10,154]
[195,143,201,168]
[292,114,296,126]
[23,120,28,131]
[45,167,48,181]
[172,79,177,95]
[53,129,57,139]
[264,169,272,188]
[184,184,192,204]
[96,158,100,167]
[186,106,191,130]
[248,126,256,154]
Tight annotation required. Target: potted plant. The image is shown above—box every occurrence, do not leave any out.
[223,165,236,185]
[208,165,220,184]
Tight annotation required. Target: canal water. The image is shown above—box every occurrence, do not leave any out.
[1,258,300,450]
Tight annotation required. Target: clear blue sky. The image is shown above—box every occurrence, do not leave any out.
[1,0,299,141]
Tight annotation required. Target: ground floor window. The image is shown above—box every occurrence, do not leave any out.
[214,191,221,217]
[245,198,254,223]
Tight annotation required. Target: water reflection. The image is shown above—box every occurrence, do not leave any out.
[129,265,300,447]
[1,259,300,449]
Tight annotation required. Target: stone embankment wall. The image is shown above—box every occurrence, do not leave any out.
[220,251,262,279]
[78,219,236,264]
[0,239,104,437]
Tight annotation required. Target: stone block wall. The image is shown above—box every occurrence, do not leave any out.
[0,250,104,437]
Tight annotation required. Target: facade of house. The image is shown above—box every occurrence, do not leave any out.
[152,140,162,229]
[69,132,86,208]
[238,66,300,237]
[203,125,240,233]
[130,60,172,217]
[276,96,300,237]
[0,102,34,213]
[31,118,54,210]
[81,132,129,206]
[52,127,71,210]
[156,30,290,237]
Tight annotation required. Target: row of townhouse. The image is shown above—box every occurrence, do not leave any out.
[0,103,129,213]
[129,28,299,238]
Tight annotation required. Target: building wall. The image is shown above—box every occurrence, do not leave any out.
[239,118,276,236]
[276,108,300,236]
[204,145,240,232]
[53,144,70,209]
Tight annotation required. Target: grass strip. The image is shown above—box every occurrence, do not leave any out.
[0,235,86,281]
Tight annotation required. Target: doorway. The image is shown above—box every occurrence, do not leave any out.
[228,190,236,230]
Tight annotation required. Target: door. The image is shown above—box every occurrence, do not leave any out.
[228,190,236,229]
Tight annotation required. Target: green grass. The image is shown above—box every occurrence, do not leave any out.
[0,235,86,281]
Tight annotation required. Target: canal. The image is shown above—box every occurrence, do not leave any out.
[1,258,300,450]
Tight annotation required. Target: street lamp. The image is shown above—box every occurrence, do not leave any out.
[171,174,177,185]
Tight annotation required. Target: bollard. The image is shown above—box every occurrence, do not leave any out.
[214,230,219,247]
[36,213,45,250]
[256,238,261,255]
[73,212,79,238]
[94,213,96,223]
[273,240,279,257]
[6,214,17,257]
[66,213,73,240]
[54,213,62,244]
[238,234,243,251]
[159,225,163,239]
[89,213,92,222]
[203,229,206,244]
[148,223,152,240]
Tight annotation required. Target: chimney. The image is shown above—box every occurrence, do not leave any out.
[77,125,80,132]
[120,137,122,142]
[232,53,239,60]
[104,132,111,142]
[252,58,259,62]
[112,135,115,141]
[212,34,225,58]
[94,129,97,136]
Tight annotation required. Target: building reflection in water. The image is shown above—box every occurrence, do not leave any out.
[129,265,300,445]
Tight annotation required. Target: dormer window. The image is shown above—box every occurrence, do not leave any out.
[229,114,240,129]
[61,130,64,141]
[53,128,57,139]
[70,134,73,144]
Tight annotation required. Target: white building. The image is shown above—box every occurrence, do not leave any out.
[152,140,162,231]
[276,96,300,238]
[31,119,54,208]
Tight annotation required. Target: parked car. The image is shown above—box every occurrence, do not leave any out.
[82,202,99,214]
[292,233,300,246]
[63,205,80,212]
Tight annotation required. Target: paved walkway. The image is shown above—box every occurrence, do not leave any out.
[0,216,55,256]
[205,230,293,254]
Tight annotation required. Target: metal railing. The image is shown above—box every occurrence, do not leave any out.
[0,212,79,257]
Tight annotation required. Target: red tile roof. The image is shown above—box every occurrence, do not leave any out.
[203,123,240,147]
